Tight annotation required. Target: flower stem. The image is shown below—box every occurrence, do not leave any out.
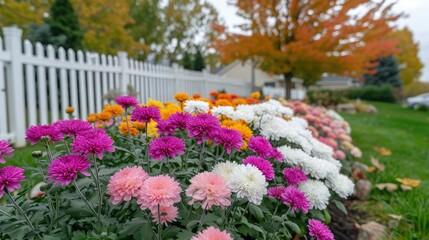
[197,208,206,231]
[145,126,150,174]
[125,110,141,165]
[36,156,56,231]
[166,157,171,175]
[157,204,162,240]
[5,191,35,231]
[92,155,103,222]
[45,145,53,163]
[198,141,206,171]
[63,138,70,154]
[72,180,98,217]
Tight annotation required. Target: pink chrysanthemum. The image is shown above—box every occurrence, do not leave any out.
[150,205,178,225]
[191,226,233,240]
[213,127,243,154]
[283,167,308,186]
[168,112,191,130]
[248,136,273,157]
[268,186,287,200]
[0,166,25,198]
[333,150,346,160]
[115,95,139,109]
[47,155,91,186]
[242,156,275,181]
[131,106,161,123]
[157,119,176,135]
[137,175,181,210]
[71,129,115,159]
[268,148,284,162]
[149,136,185,160]
[107,166,149,205]
[25,125,63,145]
[308,219,334,240]
[186,172,231,209]
[281,186,310,213]
[54,120,92,137]
[186,114,221,143]
[0,140,14,164]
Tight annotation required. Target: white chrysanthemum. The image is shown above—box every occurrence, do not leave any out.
[183,100,209,114]
[253,102,277,117]
[288,117,308,128]
[325,156,343,169]
[278,145,307,166]
[310,138,334,160]
[299,180,331,210]
[326,174,355,198]
[229,164,268,205]
[212,161,239,183]
[233,105,256,123]
[266,99,294,117]
[211,106,235,118]
[326,109,344,121]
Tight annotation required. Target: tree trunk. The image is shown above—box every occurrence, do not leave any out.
[284,73,293,100]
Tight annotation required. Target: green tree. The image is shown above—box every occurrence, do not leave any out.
[364,56,402,88]
[181,51,193,70]
[193,48,205,71]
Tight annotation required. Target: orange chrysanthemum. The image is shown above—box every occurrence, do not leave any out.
[103,104,124,117]
[119,122,139,136]
[174,92,189,102]
[217,93,232,101]
[209,91,218,97]
[232,98,248,106]
[161,104,181,119]
[250,91,261,100]
[87,114,98,123]
[65,107,75,114]
[97,112,112,121]
[192,93,201,99]
[215,99,233,106]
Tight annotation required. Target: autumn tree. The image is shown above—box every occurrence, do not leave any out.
[0,0,49,34]
[388,27,424,85]
[364,55,402,87]
[193,48,205,71]
[214,0,402,99]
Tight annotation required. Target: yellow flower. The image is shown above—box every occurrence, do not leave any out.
[232,98,248,106]
[174,92,189,102]
[147,98,164,109]
[222,119,236,127]
[119,122,139,136]
[161,104,181,119]
[122,116,131,122]
[250,91,261,100]
[103,104,124,117]
[133,121,146,131]
[97,112,112,121]
[223,121,253,149]
[215,99,233,106]
[396,178,421,188]
[65,107,75,114]
[147,120,159,137]
[87,114,98,123]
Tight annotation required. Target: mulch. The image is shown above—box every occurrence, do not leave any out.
[329,199,364,240]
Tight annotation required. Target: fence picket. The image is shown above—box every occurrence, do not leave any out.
[86,52,95,114]
[68,49,79,119]
[77,50,88,120]
[24,40,37,126]
[36,42,49,124]
[58,47,69,119]
[94,54,102,112]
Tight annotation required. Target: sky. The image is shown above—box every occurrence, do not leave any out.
[207,0,429,81]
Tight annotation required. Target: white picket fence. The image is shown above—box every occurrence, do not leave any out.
[0,26,251,146]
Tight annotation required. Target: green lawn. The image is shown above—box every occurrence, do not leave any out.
[341,102,429,239]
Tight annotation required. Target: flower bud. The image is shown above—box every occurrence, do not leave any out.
[32,150,43,158]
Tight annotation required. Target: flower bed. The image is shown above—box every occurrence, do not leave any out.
[0,92,358,239]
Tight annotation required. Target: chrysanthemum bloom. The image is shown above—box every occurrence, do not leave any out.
[147,98,164,109]
[174,92,189,102]
[161,104,181,119]
[65,107,75,114]
[149,136,185,160]
[229,164,268,205]
[47,155,90,186]
[97,112,112,121]
[191,226,233,240]
[156,119,176,135]
[211,106,235,118]
[350,147,362,158]
[137,175,181,210]
[107,166,149,205]
[326,174,354,198]
[103,104,124,117]
[213,128,243,154]
[71,129,115,159]
[209,91,218,97]
[115,95,139,109]
[192,93,201,99]
[248,136,275,158]
[215,99,233,107]
[212,161,239,183]
[186,114,221,143]
[25,125,63,145]
[225,122,253,148]
[283,167,308,186]
[298,180,330,210]
[150,205,178,225]
[281,186,310,213]
[118,122,139,136]
[147,120,159,137]
[184,100,209,114]
[333,150,346,160]
[131,106,161,123]
[308,219,334,240]
[268,148,284,162]
[232,98,247,106]
[186,172,231,209]
[55,120,92,137]
[250,91,261,99]
[87,114,98,123]
[242,156,275,181]
[268,186,287,200]
[168,112,191,130]
[0,166,25,198]
[0,140,14,164]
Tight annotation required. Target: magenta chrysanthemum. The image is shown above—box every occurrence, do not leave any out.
[149,136,185,160]
[191,227,233,240]
[213,127,243,154]
[25,125,63,145]
[186,172,231,209]
[283,167,308,186]
[150,205,178,225]
[137,175,181,210]
[242,156,275,181]
[0,166,25,198]
[168,112,191,130]
[186,113,220,143]
[47,155,91,186]
[268,186,287,200]
[308,219,334,240]
[71,129,115,159]
[281,186,310,213]
[0,140,14,164]
[115,95,139,109]
[248,136,272,157]
[131,106,161,123]
[157,119,176,135]
[268,148,284,162]
[107,166,149,205]
[54,120,92,137]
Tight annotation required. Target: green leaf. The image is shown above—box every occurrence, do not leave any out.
[334,200,348,215]
[118,217,148,237]
[177,230,195,240]
[249,204,264,220]
[284,221,301,234]
[186,220,200,230]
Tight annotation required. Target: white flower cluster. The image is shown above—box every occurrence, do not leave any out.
[183,100,209,114]
[211,106,235,118]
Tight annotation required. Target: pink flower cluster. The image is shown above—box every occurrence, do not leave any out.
[0,166,25,198]
[149,136,185,160]
[213,127,243,154]
[116,95,139,109]
[186,172,231,209]
[48,155,91,186]
[248,136,283,161]
[243,156,274,181]
[71,129,115,160]
[268,186,310,213]
[192,226,233,240]
[107,166,149,205]
[131,106,161,123]
[308,219,334,240]
[0,140,14,164]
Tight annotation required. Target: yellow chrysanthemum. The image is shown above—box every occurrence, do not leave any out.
[215,99,233,107]
[103,104,124,117]
[122,116,132,122]
[174,92,189,102]
[65,107,75,114]
[164,101,174,106]
[133,121,146,131]
[161,104,181,119]
[250,91,261,100]
[147,98,164,109]
[232,98,248,106]
[97,112,112,121]
[229,123,253,149]
[221,119,236,127]
[87,113,98,123]
[119,122,139,136]
[147,120,159,137]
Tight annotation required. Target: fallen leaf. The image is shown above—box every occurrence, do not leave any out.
[375,183,398,192]
[400,185,412,191]
[374,146,392,156]
[396,178,421,188]
[387,214,403,221]
[367,166,376,173]
[371,156,385,172]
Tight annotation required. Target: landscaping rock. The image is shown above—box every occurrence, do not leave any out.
[337,103,357,113]
[354,179,372,200]
[358,221,388,240]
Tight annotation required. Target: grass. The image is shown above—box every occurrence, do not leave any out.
[341,102,429,239]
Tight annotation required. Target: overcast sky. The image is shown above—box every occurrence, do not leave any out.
[207,0,429,81]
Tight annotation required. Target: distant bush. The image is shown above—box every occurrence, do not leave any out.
[403,81,429,97]
[348,85,396,103]
[306,89,349,106]
[416,104,429,112]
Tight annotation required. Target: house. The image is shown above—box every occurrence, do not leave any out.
[309,74,360,90]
